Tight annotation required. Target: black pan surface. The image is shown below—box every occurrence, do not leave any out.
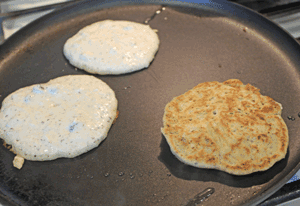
[0,0,300,205]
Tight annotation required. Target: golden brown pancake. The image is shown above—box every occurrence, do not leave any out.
[161,79,289,175]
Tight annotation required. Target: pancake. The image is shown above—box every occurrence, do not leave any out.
[0,75,118,169]
[63,20,160,75]
[161,79,289,175]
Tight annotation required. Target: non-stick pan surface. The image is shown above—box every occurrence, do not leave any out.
[0,0,300,205]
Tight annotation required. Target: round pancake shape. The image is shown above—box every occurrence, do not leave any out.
[161,79,289,175]
[0,75,118,163]
[63,20,160,75]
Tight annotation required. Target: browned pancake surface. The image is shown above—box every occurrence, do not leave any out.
[161,79,289,175]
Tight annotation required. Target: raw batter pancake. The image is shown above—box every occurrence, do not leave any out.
[0,75,118,169]
[63,20,160,75]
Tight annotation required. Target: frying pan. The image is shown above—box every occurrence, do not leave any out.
[0,0,299,205]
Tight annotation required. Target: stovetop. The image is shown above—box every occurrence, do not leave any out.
[231,0,300,41]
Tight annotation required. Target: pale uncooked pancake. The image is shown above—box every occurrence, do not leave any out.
[63,20,160,75]
[161,79,289,175]
[0,75,118,169]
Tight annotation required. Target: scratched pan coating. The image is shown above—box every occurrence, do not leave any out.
[0,0,300,205]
